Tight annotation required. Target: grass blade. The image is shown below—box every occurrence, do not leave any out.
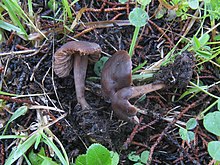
[42,132,69,165]
[5,133,39,165]
[0,20,25,35]
[0,135,27,139]
[62,0,73,20]
[2,106,28,135]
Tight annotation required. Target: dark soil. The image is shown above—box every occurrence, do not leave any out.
[0,0,220,165]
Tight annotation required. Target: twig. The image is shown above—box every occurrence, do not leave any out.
[0,95,33,104]
[0,49,36,57]
[123,116,143,149]
[148,20,174,47]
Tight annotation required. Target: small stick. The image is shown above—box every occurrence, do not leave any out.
[148,20,174,46]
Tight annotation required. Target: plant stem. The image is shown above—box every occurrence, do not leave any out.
[198,99,218,119]
[189,81,219,99]
[128,4,146,57]
[129,26,140,57]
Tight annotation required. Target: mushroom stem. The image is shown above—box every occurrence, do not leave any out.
[125,83,166,99]
[74,55,91,109]
[111,83,166,123]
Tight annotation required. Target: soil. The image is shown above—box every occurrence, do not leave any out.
[0,0,220,165]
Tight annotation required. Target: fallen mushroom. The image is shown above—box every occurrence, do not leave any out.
[101,51,194,124]
[54,41,101,110]
[101,50,132,102]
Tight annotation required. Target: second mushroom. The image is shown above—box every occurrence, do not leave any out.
[101,51,194,124]
[53,41,101,110]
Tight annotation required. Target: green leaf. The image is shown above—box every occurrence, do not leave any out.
[40,155,59,165]
[129,7,149,27]
[192,35,201,50]
[110,151,119,165]
[179,128,195,143]
[7,106,28,123]
[5,133,39,165]
[214,34,220,41]
[34,133,42,149]
[62,0,73,20]
[208,141,220,161]
[205,0,220,20]
[199,33,210,47]
[75,154,87,165]
[186,118,197,130]
[140,150,149,163]
[0,20,25,35]
[196,50,212,59]
[137,0,151,6]
[188,0,199,9]
[215,161,220,165]
[119,0,128,3]
[179,127,188,141]
[86,143,112,165]
[204,111,220,136]
[42,133,68,165]
[2,106,28,135]
[187,131,195,142]
[128,151,140,162]
[2,0,28,38]
[48,0,58,11]
[28,148,45,165]
[94,56,109,76]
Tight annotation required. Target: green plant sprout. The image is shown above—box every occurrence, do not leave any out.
[119,0,150,56]
[177,118,197,143]
[75,143,119,165]
[128,1,150,57]
[128,150,149,165]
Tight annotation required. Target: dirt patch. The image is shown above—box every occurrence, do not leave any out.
[154,51,195,88]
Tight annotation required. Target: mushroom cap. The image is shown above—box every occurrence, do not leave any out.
[111,87,139,124]
[54,41,101,77]
[101,50,132,101]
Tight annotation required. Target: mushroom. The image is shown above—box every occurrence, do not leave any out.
[101,51,165,123]
[101,51,194,124]
[101,50,132,102]
[54,41,101,110]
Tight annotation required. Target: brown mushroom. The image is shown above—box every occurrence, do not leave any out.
[101,51,194,124]
[101,50,132,102]
[101,51,164,123]
[54,41,101,110]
